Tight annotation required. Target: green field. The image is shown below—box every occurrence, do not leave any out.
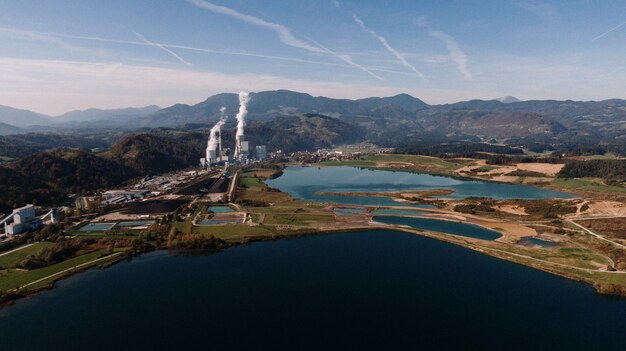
[0,242,55,269]
[0,249,108,292]
[262,213,334,226]
[240,175,266,190]
[552,178,626,193]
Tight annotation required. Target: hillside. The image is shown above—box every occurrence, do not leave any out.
[247,113,364,152]
[53,105,161,123]
[0,105,51,127]
[0,122,25,136]
[2,90,626,155]
[0,149,137,212]
[108,132,208,174]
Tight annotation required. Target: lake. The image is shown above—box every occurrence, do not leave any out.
[266,166,573,206]
[1,230,625,350]
[374,215,502,240]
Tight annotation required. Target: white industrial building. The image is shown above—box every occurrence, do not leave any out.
[0,204,44,235]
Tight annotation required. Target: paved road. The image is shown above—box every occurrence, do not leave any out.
[0,243,34,257]
[15,252,123,291]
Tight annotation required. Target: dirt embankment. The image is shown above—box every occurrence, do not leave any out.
[316,189,455,198]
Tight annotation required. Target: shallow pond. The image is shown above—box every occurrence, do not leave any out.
[266,166,573,207]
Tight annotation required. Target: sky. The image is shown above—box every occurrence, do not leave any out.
[0,0,625,115]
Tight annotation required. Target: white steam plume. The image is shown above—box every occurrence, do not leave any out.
[208,106,227,151]
[236,92,250,137]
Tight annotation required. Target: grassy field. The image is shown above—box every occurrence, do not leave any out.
[240,175,266,190]
[0,242,55,269]
[0,249,107,292]
[191,224,275,240]
[552,178,626,193]
[262,213,334,226]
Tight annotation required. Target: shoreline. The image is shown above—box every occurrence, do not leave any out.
[3,222,624,310]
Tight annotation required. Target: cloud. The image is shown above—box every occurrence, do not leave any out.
[187,0,381,79]
[427,30,472,79]
[331,0,341,9]
[306,38,383,80]
[4,27,394,73]
[593,21,626,41]
[187,0,323,53]
[350,13,428,82]
[133,32,191,65]
[0,57,403,114]
[414,18,471,79]
[516,1,561,23]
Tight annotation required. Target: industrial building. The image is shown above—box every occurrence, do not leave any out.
[256,145,267,160]
[0,204,46,235]
[202,98,267,167]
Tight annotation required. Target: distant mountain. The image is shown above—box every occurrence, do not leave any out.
[495,96,521,104]
[139,90,429,128]
[0,105,51,127]
[53,105,161,123]
[3,90,626,154]
[0,122,25,136]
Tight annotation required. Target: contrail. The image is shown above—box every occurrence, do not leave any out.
[593,20,626,41]
[1,27,397,78]
[133,32,191,65]
[427,30,472,79]
[186,0,381,79]
[187,0,323,53]
[351,13,428,82]
[308,38,383,80]
[415,19,472,79]
[24,30,343,68]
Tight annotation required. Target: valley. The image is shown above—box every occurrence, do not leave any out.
[2,151,626,304]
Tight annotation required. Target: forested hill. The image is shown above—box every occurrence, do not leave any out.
[0,149,137,212]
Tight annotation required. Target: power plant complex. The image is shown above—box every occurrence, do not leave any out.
[201,92,267,167]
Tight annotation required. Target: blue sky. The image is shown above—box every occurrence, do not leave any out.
[0,0,624,114]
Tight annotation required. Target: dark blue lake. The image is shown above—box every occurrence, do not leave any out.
[266,166,573,206]
[1,230,625,350]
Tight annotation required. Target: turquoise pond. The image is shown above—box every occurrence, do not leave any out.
[266,166,574,207]
[333,208,366,215]
[76,223,116,232]
[374,216,502,241]
[207,206,235,213]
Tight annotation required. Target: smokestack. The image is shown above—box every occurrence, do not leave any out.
[206,106,228,163]
[234,91,250,158]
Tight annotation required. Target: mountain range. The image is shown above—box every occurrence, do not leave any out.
[0,105,161,130]
[1,90,625,151]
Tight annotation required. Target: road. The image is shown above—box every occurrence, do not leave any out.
[15,252,122,291]
[566,219,626,250]
[0,243,34,257]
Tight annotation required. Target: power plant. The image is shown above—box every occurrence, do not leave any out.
[201,91,267,168]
